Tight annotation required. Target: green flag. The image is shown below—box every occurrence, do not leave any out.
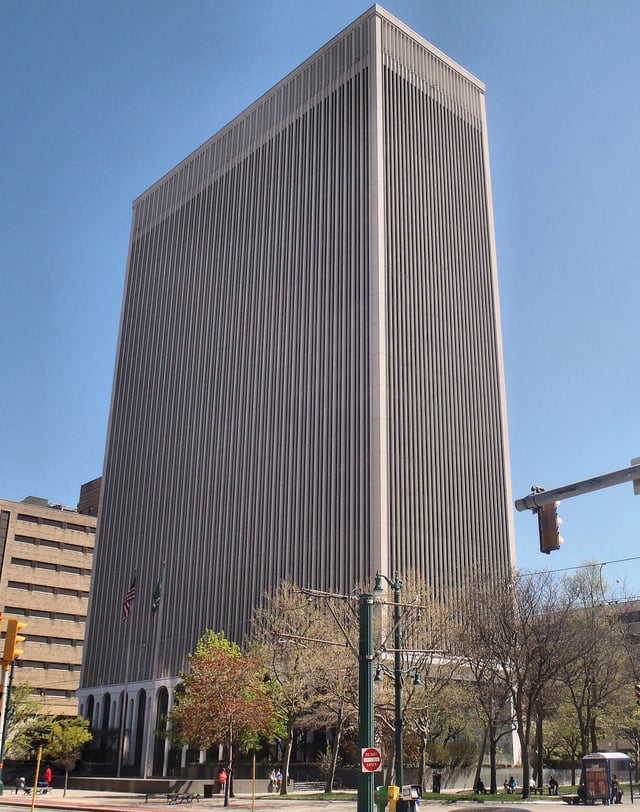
[151,580,162,615]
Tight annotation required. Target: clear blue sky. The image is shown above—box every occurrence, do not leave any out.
[2,1,638,588]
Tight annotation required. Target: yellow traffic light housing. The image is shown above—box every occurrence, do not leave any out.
[2,619,27,670]
[537,501,563,554]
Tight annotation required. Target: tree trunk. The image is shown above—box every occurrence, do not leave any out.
[388,740,397,787]
[382,745,395,787]
[223,734,233,807]
[535,714,544,788]
[326,720,343,794]
[489,725,498,794]
[518,713,531,799]
[589,716,598,753]
[473,727,487,792]
[418,739,427,790]
[280,723,294,795]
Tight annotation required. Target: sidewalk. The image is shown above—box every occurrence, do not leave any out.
[0,788,567,812]
[0,789,357,812]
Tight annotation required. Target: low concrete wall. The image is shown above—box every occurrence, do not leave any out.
[68,769,579,796]
[68,777,263,796]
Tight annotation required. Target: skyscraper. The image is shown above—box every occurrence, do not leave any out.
[80,5,515,775]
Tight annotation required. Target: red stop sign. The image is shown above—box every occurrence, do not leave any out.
[361,747,382,772]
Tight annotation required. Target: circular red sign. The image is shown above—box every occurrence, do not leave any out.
[361,747,382,772]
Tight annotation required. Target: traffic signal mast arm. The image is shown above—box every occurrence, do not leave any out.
[515,459,640,513]
[515,459,640,555]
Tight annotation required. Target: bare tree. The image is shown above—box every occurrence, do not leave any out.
[557,564,634,755]
[253,582,329,793]
[458,653,515,793]
[459,569,586,798]
[543,687,583,785]
[374,571,460,787]
[295,593,360,792]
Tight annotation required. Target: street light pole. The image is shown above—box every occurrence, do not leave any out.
[375,573,404,789]
[358,593,375,812]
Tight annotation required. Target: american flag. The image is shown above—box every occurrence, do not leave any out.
[121,577,137,621]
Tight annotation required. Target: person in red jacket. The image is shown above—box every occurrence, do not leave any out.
[43,766,52,791]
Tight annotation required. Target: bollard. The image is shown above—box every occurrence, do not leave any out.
[375,786,388,812]
[388,785,400,812]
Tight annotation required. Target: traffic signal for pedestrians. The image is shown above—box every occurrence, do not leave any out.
[537,501,563,554]
[635,683,640,705]
[2,619,27,670]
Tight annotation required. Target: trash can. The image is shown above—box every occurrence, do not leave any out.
[375,785,388,812]
[203,785,215,799]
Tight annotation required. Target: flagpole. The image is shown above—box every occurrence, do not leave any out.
[143,562,166,778]
[117,574,137,778]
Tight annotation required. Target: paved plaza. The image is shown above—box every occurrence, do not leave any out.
[0,788,571,812]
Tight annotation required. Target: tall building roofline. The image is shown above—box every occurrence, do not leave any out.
[133,4,484,209]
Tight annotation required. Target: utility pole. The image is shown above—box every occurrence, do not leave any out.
[374,573,405,788]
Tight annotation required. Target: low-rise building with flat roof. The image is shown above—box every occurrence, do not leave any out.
[0,484,98,715]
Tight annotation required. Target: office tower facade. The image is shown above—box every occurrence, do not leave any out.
[0,492,96,715]
[80,5,515,775]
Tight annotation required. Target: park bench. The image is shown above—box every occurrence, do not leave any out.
[166,792,200,805]
[292,782,325,792]
[561,794,581,804]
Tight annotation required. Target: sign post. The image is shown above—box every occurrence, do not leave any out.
[358,595,375,812]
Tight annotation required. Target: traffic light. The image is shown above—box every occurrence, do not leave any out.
[2,619,27,670]
[635,683,640,705]
[537,501,563,554]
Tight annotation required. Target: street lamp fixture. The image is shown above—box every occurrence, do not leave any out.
[375,664,422,687]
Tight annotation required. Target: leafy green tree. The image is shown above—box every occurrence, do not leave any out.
[613,700,640,782]
[171,631,281,806]
[43,717,92,796]
[3,684,53,760]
